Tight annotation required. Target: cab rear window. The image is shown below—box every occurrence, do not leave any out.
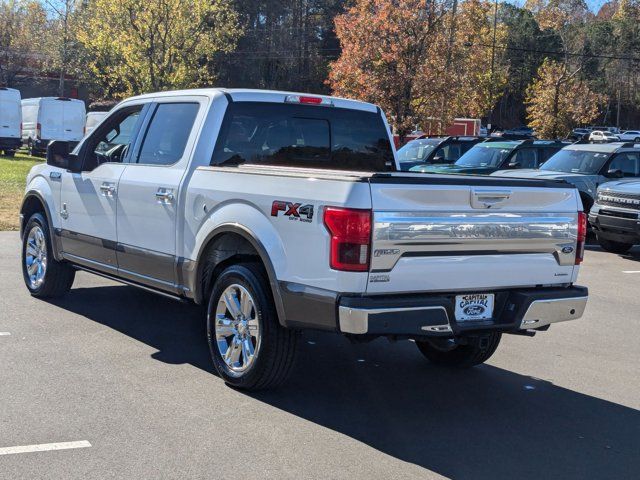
[211,102,395,171]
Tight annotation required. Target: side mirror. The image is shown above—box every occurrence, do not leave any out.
[606,168,624,179]
[46,141,81,172]
[508,161,521,169]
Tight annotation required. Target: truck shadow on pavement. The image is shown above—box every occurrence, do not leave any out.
[585,244,640,262]
[50,285,640,480]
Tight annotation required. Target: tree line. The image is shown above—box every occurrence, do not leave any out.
[1,0,639,138]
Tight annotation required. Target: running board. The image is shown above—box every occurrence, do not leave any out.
[72,265,188,303]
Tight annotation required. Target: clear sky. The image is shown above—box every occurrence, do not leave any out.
[510,0,611,13]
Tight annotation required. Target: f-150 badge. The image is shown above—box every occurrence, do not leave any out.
[271,201,314,223]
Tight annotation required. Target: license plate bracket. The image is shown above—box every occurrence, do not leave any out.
[455,293,495,321]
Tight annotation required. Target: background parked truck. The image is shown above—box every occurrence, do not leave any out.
[21,97,86,156]
[0,87,22,157]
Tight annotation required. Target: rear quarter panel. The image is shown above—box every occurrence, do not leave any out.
[184,167,372,293]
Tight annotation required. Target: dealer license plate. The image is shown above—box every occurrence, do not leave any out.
[455,293,494,321]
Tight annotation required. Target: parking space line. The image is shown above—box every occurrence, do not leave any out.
[622,271,640,274]
[0,441,91,456]
[0,332,10,336]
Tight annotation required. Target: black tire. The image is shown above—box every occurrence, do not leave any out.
[416,333,501,368]
[596,235,634,254]
[21,213,75,298]
[634,137,640,143]
[206,263,298,390]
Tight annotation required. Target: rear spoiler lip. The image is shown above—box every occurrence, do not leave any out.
[369,173,575,189]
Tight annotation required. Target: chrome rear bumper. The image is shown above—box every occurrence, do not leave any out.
[519,296,588,330]
[338,286,588,336]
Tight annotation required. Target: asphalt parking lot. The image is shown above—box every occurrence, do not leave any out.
[1,231,639,479]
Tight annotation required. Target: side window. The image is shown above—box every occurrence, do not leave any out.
[83,106,143,171]
[511,148,537,169]
[95,113,140,154]
[136,103,199,166]
[608,153,640,177]
[438,144,461,162]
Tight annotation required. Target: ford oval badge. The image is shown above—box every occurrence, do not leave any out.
[562,246,574,254]
[463,305,485,316]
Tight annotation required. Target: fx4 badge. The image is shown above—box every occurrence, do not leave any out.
[271,201,314,223]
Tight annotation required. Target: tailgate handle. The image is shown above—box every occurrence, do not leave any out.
[472,189,512,209]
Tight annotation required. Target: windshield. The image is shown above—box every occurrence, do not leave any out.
[397,139,441,163]
[454,143,514,168]
[541,149,610,174]
[212,102,395,171]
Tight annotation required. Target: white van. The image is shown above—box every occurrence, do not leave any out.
[21,97,86,155]
[0,87,22,156]
[84,111,108,136]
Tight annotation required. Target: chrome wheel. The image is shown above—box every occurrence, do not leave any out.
[25,225,47,289]
[214,284,260,375]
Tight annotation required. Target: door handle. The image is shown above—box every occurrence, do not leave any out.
[100,183,117,197]
[155,188,175,204]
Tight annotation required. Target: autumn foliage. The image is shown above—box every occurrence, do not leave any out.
[329,0,507,137]
[76,0,241,98]
[526,59,603,138]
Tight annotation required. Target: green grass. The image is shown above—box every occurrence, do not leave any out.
[0,152,42,230]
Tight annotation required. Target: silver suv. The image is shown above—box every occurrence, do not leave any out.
[589,179,640,253]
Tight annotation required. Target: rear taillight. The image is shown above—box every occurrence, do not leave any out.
[575,211,587,265]
[36,122,41,139]
[323,207,371,272]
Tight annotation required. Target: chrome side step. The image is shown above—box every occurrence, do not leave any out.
[72,265,187,303]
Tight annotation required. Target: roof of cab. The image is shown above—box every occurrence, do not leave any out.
[564,142,637,153]
[21,97,85,104]
[123,88,379,113]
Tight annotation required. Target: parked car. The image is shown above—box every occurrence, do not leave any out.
[411,139,568,175]
[567,128,591,142]
[589,130,620,143]
[397,136,483,171]
[20,88,588,390]
[617,130,640,142]
[493,142,640,212]
[84,111,108,136]
[591,126,620,134]
[21,97,86,156]
[0,87,22,157]
[502,126,534,137]
[589,179,640,253]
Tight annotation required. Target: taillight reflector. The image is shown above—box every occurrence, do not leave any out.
[575,211,587,265]
[323,207,371,272]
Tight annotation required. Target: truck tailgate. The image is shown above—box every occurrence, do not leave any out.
[367,174,580,294]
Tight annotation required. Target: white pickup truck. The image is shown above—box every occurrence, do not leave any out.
[20,89,588,390]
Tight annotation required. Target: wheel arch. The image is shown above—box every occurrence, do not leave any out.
[190,224,287,327]
[578,190,594,213]
[20,190,63,261]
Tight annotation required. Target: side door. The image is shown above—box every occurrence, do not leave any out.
[116,99,204,291]
[59,104,148,272]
